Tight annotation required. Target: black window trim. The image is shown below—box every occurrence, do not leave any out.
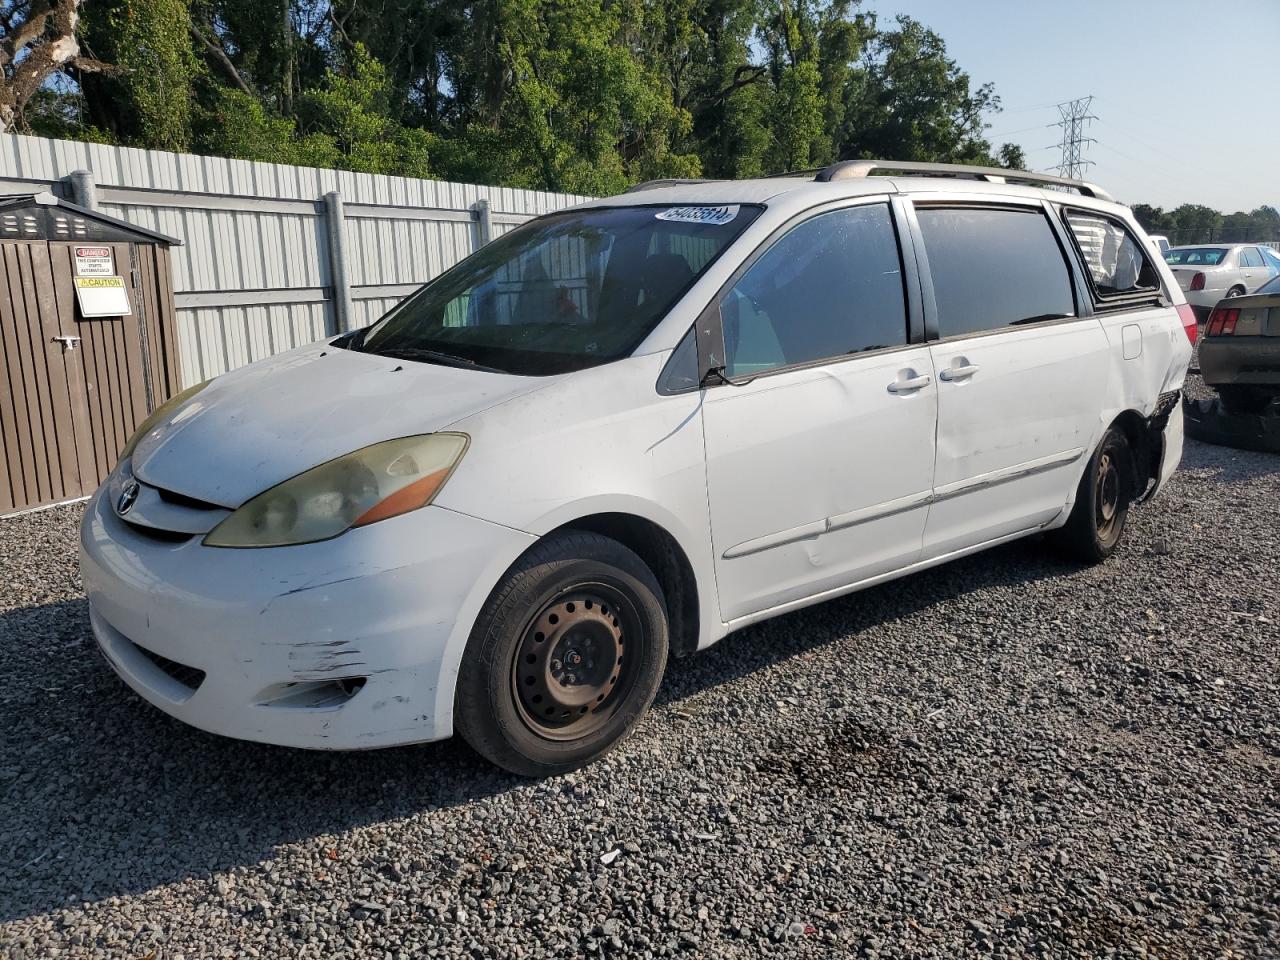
[666,194,923,392]
[1057,204,1167,312]
[906,197,1086,344]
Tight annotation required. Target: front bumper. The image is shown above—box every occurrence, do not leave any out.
[80,488,535,749]
[1198,337,1280,388]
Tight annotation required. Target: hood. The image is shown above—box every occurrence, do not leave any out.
[132,344,552,507]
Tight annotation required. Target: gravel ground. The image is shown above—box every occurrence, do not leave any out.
[2,423,1278,958]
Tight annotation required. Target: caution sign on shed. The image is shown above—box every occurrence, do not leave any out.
[73,275,133,317]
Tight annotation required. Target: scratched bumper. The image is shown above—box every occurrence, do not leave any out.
[79,487,535,749]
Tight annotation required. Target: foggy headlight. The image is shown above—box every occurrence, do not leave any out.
[204,433,468,548]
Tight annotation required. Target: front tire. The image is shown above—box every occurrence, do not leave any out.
[1050,426,1134,564]
[455,531,669,777]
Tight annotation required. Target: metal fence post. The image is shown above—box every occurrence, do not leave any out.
[67,169,98,210]
[323,190,355,333]
[473,198,493,248]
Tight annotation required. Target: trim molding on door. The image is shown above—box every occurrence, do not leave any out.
[722,489,931,559]
[720,448,1083,560]
[932,447,1085,502]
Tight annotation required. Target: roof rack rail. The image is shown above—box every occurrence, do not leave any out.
[624,178,712,194]
[813,160,1114,202]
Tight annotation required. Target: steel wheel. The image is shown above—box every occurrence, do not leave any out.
[512,585,636,741]
[1094,450,1121,540]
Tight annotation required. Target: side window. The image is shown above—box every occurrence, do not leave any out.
[915,206,1076,339]
[721,204,907,376]
[1240,247,1265,268]
[1063,209,1161,297]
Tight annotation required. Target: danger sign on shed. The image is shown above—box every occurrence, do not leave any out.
[74,246,114,277]
[74,276,133,317]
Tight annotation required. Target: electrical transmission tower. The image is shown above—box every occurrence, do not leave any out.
[1052,96,1097,179]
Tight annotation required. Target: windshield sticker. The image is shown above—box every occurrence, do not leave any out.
[655,205,740,226]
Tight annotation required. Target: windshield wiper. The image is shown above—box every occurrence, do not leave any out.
[369,346,508,374]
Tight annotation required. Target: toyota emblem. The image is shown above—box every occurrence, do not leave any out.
[117,478,141,515]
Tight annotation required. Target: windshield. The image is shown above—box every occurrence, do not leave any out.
[1259,274,1280,294]
[347,204,760,375]
[1165,247,1227,266]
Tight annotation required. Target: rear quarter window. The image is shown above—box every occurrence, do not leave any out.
[1064,209,1161,299]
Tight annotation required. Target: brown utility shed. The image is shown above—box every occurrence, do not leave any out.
[0,193,182,516]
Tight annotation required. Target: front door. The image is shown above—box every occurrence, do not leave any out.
[701,201,938,622]
[910,201,1109,557]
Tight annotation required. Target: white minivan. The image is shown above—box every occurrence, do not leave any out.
[81,161,1196,776]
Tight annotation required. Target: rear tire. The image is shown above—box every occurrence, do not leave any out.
[455,531,669,777]
[1225,285,1246,299]
[1050,426,1134,564]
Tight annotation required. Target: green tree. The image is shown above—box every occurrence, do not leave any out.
[81,0,198,149]
[837,15,1006,166]
[296,44,432,177]
[1171,204,1223,245]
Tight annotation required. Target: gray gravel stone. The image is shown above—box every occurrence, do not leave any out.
[1,398,1278,958]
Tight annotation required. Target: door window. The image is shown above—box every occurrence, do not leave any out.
[1240,247,1265,268]
[915,206,1076,338]
[1062,209,1161,297]
[720,204,907,376]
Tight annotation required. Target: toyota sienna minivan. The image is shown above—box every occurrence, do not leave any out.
[81,160,1195,776]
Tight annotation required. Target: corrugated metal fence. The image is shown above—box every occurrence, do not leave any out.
[0,134,587,387]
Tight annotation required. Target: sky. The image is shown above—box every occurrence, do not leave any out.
[868,0,1280,213]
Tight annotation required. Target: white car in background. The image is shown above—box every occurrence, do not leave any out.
[1165,244,1280,318]
[81,161,1194,776]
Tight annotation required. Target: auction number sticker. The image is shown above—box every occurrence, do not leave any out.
[74,246,114,277]
[655,205,740,226]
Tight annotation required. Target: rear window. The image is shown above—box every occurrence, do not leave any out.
[1165,247,1227,266]
[915,206,1075,339]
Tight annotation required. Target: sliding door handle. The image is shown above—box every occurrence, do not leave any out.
[939,363,980,382]
[887,373,932,394]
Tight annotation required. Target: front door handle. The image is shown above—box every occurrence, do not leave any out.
[887,373,932,394]
[939,363,980,382]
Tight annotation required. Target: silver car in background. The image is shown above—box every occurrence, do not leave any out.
[1165,244,1280,318]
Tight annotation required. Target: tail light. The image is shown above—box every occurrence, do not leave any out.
[1190,272,1206,291]
[1206,306,1239,337]
[1177,303,1198,344]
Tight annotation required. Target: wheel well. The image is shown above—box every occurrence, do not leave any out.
[552,513,700,658]
[1109,409,1154,498]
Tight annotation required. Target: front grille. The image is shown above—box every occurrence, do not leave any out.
[155,486,224,512]
[122,519,195,544]
[133,642,207,691]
